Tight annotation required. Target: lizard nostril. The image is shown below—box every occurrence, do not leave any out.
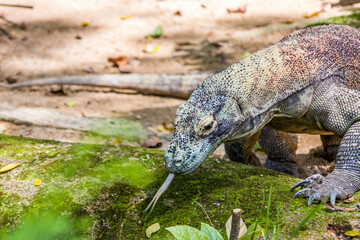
[175,159,183,166]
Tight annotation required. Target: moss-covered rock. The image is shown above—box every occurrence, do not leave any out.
[0,134,359,239]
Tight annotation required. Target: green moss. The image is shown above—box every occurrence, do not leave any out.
[307,10,360,28]
[0,134,359,239]
[85,118,149,143]
[0,189,23,230]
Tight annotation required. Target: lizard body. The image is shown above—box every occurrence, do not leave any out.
[164,25,360,206]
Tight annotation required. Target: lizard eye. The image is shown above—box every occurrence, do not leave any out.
[195,114,217,137]
[204,122,213,131]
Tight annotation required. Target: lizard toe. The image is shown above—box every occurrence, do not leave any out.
[291,174,324,191]
[293,189,311,199]
[307,193,320,206]
[330,190,339,207]
[291,180,310,191]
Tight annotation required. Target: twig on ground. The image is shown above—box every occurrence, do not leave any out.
[229,209,242,240]
[0,3,33,9]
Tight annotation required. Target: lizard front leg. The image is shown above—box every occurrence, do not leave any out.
[293,121,360,206]
[225,131,262,167]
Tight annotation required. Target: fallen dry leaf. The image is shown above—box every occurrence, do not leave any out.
[108,56,131,73]
[5,76,17,84]
[119,15,132,20]
[227,5,247,13]
[157,125,167,132]
[81,21,89,27]
[345,230,359,237]
[146,223,160,238]
[0,163,21,173]
[174,10,182,16]
[65,100,77,107]
[9,30,24,40]
[281,20,294,24]
[110,136,122,146]
[34,179,42,186]
[304,11,320,18]
[162,122,174,132]
[152,45,161,53]
[143,42,161,53]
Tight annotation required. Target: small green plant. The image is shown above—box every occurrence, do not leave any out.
[166,223,223,240]
[166,222,263,240]
[162,186,328,240]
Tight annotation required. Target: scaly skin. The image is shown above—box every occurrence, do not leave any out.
[165,25,360,206]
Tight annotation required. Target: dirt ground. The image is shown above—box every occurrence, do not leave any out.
[0,0,358,178]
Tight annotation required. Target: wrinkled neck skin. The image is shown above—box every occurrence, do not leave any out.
[164,68,277,175]
[227,105,276,143]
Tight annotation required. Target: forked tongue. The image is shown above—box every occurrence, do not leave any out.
[144,173,175,214]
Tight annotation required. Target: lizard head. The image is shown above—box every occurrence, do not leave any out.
[165,94,247,174]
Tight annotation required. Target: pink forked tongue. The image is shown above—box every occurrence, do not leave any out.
[144,173,175,214]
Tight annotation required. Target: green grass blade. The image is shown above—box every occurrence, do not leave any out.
[288,196,329,240]
[250,221,258,240]
[276,204,280,240]
[265,185,272,238]
[261,190,265,211]
[271,225,277,240]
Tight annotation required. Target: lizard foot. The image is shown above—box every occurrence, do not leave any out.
[291,171,360,206]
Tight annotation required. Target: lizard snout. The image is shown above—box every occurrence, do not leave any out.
[175,159,183,166]
[164,147,188,174]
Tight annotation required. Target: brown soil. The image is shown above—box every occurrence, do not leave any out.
[0,0,352,178]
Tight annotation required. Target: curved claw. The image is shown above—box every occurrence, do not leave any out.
[307,193,319,206]
[291,179,310,191]
[330,190,339,207]
[293,189,309,199]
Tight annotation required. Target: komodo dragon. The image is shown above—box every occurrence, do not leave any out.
[159,24,360,208]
